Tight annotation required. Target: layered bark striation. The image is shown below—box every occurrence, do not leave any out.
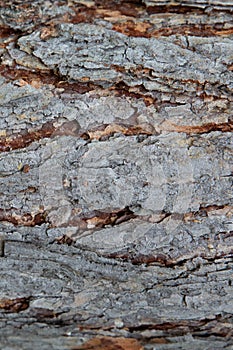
[0,0,233,349]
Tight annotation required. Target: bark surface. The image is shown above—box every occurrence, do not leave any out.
[0,1,233,349]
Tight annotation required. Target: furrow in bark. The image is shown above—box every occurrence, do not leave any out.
[1,119,231,152]
[0,297,31,313]
[112,22,233,38]
[0,120,81,152]
[0,208,47,226]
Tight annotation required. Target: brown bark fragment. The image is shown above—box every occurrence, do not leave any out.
[73,336,143,350]
[0,297,30,313]
[0,121,55,151]
[0,209,47,226]
[161,121,233,134]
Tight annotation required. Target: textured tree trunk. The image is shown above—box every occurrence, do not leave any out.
[0,1,233,349]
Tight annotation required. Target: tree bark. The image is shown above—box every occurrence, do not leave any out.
[0,1,232,349]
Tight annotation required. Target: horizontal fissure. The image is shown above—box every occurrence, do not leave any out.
[0,297,31,313]
[55,206,137,231]
[112,22,233,38]
[0,208,47,226]
[83,121,233,142]
[0,120,82,152]
[0,65,98,93]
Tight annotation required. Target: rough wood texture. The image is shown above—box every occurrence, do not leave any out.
[0,1,233,349]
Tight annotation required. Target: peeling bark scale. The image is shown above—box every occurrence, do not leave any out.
[0,0,233,349]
